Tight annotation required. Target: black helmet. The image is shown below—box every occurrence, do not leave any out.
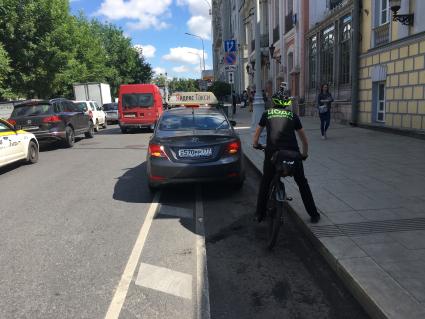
[271,91,291,108]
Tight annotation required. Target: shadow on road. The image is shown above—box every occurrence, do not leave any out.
[113,162,153,204]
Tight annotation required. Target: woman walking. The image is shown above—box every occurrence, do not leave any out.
[317,84,333,139]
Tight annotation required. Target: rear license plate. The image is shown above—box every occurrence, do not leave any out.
[124,114,136,118]
[22,126,39,131]
[178,148,212,158]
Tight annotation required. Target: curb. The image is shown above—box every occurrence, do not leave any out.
[243,149,387,319]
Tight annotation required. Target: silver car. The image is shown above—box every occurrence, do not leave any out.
[103,102,118,124]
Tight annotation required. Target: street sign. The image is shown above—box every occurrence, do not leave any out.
[228,71,234,84]
[224,65,237,72]
[224,52,237,65]
[224,40,236,52]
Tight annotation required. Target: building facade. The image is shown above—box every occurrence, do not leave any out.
[357,0,425,130]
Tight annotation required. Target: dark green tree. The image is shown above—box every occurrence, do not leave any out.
[209,81,231,101]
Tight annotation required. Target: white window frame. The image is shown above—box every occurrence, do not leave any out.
[379,0,389,25]
[376,82,386,122]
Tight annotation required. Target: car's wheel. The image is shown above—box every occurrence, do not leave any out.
[121,127,128,134]
[26,141,39,164]
[64,126,75,148]
[102,120,108,129]
[94,120,99,132]
[85,123,95,138]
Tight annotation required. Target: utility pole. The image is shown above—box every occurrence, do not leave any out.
[252,0,265,129]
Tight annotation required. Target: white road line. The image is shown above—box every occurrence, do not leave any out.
[195,187,211,319]
[104,192,161,319]
[135,263,193,299]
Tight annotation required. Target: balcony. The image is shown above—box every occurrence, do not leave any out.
[330,0,344,10]
[285,11,294,34]
[273,25,279,43]
[373,23,390,47]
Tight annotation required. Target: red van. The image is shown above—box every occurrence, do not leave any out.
[118,84,164,133]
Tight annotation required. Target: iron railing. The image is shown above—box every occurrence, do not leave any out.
[373,23,390,47]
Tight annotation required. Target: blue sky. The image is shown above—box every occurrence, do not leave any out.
[69,0,212,79]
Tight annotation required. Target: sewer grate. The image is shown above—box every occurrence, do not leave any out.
[311,218,425,238]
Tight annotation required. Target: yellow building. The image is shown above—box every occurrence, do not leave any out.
[358,0,425,131]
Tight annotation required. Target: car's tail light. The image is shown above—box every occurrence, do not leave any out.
[88,110,93,119]
[149,144,167,158]
[7,119,16,126]
[226,140,241,155]
[42,115,61,123]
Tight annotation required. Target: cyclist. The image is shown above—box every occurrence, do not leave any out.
[253,90,321,224]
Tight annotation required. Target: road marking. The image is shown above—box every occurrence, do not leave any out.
[135,263,193,299]
[195,187,211,319]
[104,192,161,319]
[158,205,194,219]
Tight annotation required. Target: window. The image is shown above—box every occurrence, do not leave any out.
[11,104,53,117]
[340,15,352,84]
[321,25,335,85]
[376,83,386,122]
[0,122,12,132]
[159,114,229,131]
[309,36,317,89]
[379,0,389,25]
[122,93,154,109]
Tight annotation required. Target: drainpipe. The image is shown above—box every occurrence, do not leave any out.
[351,0,361,126]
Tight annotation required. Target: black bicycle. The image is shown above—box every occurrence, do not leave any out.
[254,144,302,249]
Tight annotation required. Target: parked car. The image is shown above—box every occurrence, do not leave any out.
[103,102,118,124]
[74,100,107,131]
[118,84,164,133]
[0,118,39,168]
[146,106,244,190]
[8,99,94,148]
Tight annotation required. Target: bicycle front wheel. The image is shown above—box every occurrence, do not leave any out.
[267,200,284,250]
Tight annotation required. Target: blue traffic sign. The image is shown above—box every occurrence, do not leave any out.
[224,52,237,65]
[224,40,236,52]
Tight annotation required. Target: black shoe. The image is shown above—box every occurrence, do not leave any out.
[310,214,321,224]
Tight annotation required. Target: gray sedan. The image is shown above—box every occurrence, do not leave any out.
[146,107,245,190]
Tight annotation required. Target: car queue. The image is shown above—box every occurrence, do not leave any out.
[1,87,245,192]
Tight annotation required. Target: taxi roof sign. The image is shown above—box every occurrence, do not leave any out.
[168,92,218,106]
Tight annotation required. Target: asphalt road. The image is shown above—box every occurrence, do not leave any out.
[0,125,369,319]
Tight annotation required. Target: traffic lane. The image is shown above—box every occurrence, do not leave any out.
[119,186,198,319]
[202,160,370,319]
[0,130,154,319]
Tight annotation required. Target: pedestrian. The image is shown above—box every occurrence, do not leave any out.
[242,90,248,108]
[317,84,334,140]
[232,90,237,116]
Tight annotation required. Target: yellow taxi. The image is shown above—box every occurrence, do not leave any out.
[0,118,39,168]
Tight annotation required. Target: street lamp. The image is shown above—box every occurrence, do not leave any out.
[187,51,203,78]
[389,0,414,26]
[185,32,206,71]
[202,0,211,16]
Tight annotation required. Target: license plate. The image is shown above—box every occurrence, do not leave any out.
[22,126,39,131]
[178,148,212,158]
[124,114,136,118]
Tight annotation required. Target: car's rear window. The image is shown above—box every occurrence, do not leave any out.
[103,103,118,111]
[122,93,153,109]
[159,113,229,131]
[11,104,53,117]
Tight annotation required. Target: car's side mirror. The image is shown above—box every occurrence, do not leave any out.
[230,120,237,127]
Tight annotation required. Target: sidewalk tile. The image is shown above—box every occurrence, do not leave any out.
[360,242,425,263]
[389,230,425,250]
[339,257,425,319]
[325,211,367,224]
[350,233,395,245]
[319,237,367,259]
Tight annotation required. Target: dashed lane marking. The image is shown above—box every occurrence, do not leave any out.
[135,263,193,299]
[104,192,161,319]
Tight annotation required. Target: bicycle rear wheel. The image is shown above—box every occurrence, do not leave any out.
[267,200,283,250]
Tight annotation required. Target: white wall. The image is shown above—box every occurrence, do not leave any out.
[414,0,425,34]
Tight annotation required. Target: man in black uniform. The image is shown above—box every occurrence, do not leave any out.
[253,91,321,223]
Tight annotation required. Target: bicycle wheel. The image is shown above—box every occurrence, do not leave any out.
[266,182,284,250]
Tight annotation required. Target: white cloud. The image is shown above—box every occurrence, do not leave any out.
[96,0,172,30]
[153,67,166,75]
[134,44,156,58]
[177,0,211,39]
[163,47,207,65]
[173,65,190,73]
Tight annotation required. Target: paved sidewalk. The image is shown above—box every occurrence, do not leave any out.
[232,106,425,319]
